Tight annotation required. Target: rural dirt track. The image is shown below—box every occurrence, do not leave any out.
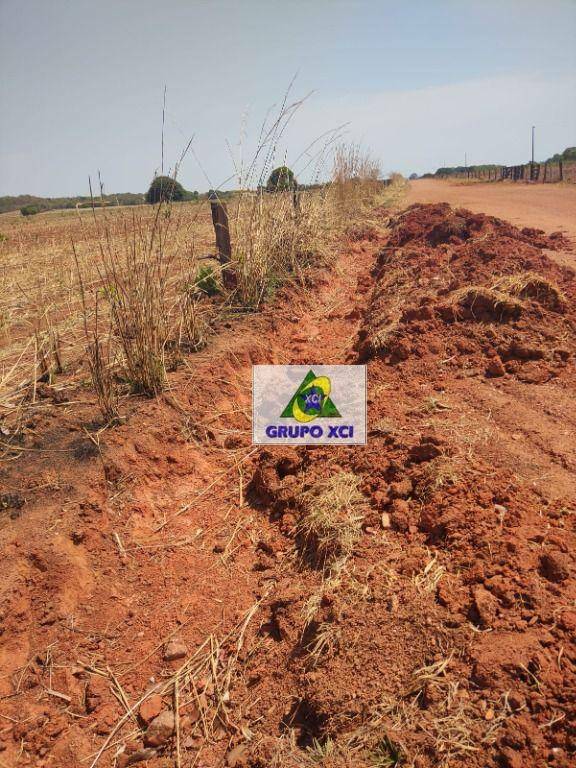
[1,186,575,768]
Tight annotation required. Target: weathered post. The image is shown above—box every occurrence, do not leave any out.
[209,191,236,290]
[292,187,301,218]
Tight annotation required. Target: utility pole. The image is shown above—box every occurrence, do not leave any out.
[531,126,535,165]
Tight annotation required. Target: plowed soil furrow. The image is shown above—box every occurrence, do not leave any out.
[1,199,575,768]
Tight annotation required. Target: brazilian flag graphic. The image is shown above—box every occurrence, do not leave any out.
[280,369,341,423]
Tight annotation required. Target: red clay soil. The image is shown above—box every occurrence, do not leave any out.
[406,179,576,248]
[1,202,575,768]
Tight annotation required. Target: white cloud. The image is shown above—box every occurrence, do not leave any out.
[284,73,576,178]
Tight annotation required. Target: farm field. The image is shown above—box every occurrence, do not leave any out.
[0,202,217,410]
[0,180,575,768]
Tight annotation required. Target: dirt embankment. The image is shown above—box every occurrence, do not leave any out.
[1,202,575,768]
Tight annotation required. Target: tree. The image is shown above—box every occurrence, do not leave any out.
[21,204,43,216]
[546,147,576,163]
[266,166,297,192]
[145,175,186,204]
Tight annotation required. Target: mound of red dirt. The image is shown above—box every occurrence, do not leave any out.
[359,203,576,386]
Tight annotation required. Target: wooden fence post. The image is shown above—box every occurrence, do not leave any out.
[292,188,301,218]
[559,161,563,182]
[209,191,236,290]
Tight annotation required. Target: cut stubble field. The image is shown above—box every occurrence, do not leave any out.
[0,202,217,409]
[0,180,575,768]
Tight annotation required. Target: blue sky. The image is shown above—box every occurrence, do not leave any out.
[1,0,575,196]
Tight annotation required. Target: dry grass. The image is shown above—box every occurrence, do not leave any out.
[332,143,383,221]
[85,597,263,768]
[296,472,367,574]
[229,188,332,308]
[447,285,523,321]
[227,137,389,309]
[414,457,460,501]
[492,271,566,312]
[0,201,215,411]
[260,731,402,768]
[364,658,511,768]
[414,553,445,594]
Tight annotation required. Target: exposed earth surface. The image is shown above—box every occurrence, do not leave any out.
[1,181,575,768]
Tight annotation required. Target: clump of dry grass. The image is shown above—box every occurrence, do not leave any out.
[414,457,459,501]
[73,178,209,406]
[446,286,523,321]
[414,553,445,594]
[230,189,332,308]
[296,472,367,574]
[227,127,388,308]
[363,659,510,767]
[492,271,566,312]
[332,143,382,222]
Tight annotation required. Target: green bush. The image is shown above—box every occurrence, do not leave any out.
[195,265,220,297]
[20,204,43,216]
[266,166,297,192]
[145,175,186,204]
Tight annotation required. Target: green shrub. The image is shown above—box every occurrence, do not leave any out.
[266,166,297,192]
[145,175,186,204]
[20,204,43,216]
[195,265,220,297]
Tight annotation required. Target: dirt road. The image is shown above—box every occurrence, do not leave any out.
[407,178,576,241]
[1,192,575,768]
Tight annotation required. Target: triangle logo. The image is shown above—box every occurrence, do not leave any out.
[280,369,341,423]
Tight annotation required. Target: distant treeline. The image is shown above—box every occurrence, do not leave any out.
[431,164,501,178]
[0,190,213,216]
[429,146,576,178]
[0,192,145,216]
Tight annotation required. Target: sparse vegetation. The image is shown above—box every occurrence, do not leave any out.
[296,472,367,573]
[447,285,523,321]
